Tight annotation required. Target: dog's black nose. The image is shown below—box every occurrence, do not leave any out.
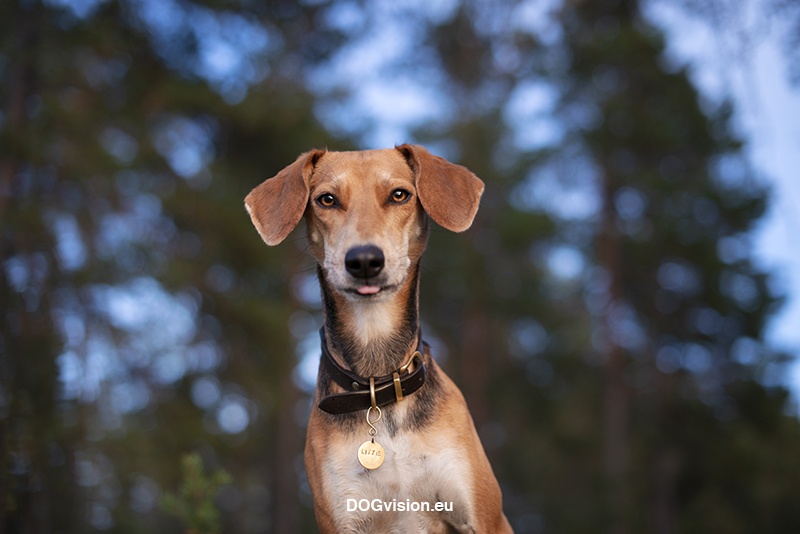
[345,245,385,279]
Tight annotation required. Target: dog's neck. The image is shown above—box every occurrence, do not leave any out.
[318,264,421,377]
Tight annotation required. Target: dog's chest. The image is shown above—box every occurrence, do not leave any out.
[323,409,474,532]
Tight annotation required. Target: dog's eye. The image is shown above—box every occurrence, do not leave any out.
[317,193,336,207]
[391,189,410,203]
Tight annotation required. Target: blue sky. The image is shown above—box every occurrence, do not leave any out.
[645,0,800,401]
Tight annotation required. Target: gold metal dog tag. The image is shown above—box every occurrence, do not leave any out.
[357,440,385,470]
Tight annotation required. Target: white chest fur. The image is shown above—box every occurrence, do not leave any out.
[322,410,475,533]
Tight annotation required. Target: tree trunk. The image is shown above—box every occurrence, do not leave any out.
[0,5,41,532]
[651,448,678,534]
[460,308,490,434]
[272,379,302,534]
[597,181,630,534]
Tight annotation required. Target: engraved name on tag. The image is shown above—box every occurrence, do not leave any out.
[357,440,385,470]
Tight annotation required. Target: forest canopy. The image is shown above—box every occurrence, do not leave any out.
[1,0,799,533]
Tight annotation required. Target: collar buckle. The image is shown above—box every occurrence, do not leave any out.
[317,329,427,414]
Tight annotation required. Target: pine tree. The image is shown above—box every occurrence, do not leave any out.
[535,0,800,531]
[0,1,345,532]
[377,0,800,532]
[161,453,231,534]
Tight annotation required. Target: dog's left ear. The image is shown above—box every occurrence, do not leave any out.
[396,144,485,232]
[245,149,326,245]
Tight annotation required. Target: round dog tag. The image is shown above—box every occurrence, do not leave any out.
[357,440,385,470]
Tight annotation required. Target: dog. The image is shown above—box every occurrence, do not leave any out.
[245,145,513,533]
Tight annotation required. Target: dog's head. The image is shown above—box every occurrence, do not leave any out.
[245,145,484,301]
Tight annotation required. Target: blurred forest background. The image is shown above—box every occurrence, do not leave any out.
[3,0,800,532]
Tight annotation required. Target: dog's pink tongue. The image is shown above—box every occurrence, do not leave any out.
[357,286,381,295]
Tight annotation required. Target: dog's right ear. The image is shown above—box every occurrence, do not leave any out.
[244,149,326,246]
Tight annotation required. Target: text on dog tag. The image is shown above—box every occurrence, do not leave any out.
[357,440,385,470]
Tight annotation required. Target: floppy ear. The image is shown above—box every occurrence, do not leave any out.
[396,144,484,232]
[244,149,325,245]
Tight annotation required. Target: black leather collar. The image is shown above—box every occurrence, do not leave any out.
[317,328,427,414]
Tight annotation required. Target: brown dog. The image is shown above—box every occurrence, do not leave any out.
[245,145,513,533]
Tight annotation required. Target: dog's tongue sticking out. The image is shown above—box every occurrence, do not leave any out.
[357,286,380,295]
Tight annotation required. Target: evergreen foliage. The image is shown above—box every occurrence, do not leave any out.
[1,0,798,532]
[161,453,231,534]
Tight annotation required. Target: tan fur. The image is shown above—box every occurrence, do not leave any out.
[245,149,325,246]
[397,144,484,234]
[245,146,512,533]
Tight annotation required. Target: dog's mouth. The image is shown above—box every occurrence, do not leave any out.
[332,266,408,300]
[342,282,399,299]
[356,285,381,295]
